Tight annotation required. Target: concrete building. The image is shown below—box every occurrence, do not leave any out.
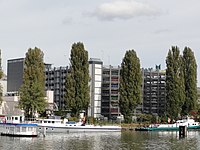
[7,58,24,92]
[88,58,103,118]
[45,65,68,110]
[0,74,7,96]
[0,93,23,115]
[101,65,121,120]
[0,91,54,116]
[142,67,166,116]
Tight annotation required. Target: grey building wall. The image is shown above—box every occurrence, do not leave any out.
[7,58,68,110]
[7,58,24,92]
[45,65,68,110]
[142,68,166,116]
[101,65,121,120]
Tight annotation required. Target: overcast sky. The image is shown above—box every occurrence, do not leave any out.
[1,0,200,86]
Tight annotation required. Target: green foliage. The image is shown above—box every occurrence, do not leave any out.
[166,46,185,120]
[166,46,198,119]
[19,47,47,118]
[119,50,142,123]
[137,114,153,123]
[65,42,90,117]
[182,47,198,114]
[68,117,79,122]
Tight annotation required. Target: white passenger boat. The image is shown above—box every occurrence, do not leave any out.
[0,123,38,137]
[0,115,38,137]
[37,118,122,133]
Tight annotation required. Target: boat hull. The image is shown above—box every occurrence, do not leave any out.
[1,132,37,137]
[38,125,122,133]
[135,125,200,131]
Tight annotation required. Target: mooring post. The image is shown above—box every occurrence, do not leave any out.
[179,125,187,137]
[43,127,46,137]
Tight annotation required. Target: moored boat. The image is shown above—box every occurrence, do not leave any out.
[0,115,39,137]
[135,118,200,131]
[0,123,38,137]
[37,118,122,133]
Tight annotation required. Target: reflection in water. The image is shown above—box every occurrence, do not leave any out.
[0,131,200,150]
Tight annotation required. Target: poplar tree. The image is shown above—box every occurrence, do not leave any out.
[19,47,47,118]
[119,50,142,123]
[65,42,90,117]
[182,47,197,114]
[166,46,185,120]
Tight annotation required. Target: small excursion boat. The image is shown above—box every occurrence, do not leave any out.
[0,115,39,137]
[135,118,200,131]
[37,118,122,133]
[0,123,38,137]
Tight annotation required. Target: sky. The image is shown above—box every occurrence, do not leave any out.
[0,0,200,86]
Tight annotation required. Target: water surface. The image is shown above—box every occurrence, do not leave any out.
[0,131,200,150]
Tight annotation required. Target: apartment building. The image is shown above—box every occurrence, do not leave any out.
[45,64,68,110]
[101,65,121,120]
[88,58,103,118]
[142,67,166,116]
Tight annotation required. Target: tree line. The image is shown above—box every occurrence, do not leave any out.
[4,43,197,123]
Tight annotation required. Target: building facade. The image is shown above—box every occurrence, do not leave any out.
[101,65,121,120]
[142,67,166,116]
[0,74,7,96]
[88,58,103,118]
[45,64,68,110]
[7,58,24,92]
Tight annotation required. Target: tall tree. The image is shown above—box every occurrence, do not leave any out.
[119,50,142,123]
[65,42,90,117]
[182,47,197,114]
[19,47,47,118]
[166,46,185,120]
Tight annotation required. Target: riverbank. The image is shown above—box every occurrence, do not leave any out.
[121,123,142,131]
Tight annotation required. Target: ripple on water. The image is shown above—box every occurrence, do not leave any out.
[0,131,200,150]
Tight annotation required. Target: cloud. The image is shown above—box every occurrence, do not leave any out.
[92,0,161,21]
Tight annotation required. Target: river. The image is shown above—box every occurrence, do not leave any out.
[0,130,200,150]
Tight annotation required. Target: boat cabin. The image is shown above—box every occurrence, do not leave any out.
[5,115,24,124]
[37,118,68,125]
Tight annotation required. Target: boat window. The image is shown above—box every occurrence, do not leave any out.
[12,117,14,120]
[48,121,51,123]
[22,127,26,132]
[46,128,48,130]
[16,127,20,132]
[15,117,18,120]
[52,128,54,130]
[52,121,55,124]
[56,121,61,124]
[10,127,14,131]
[44,121,47,123]
[28,127,33,131]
